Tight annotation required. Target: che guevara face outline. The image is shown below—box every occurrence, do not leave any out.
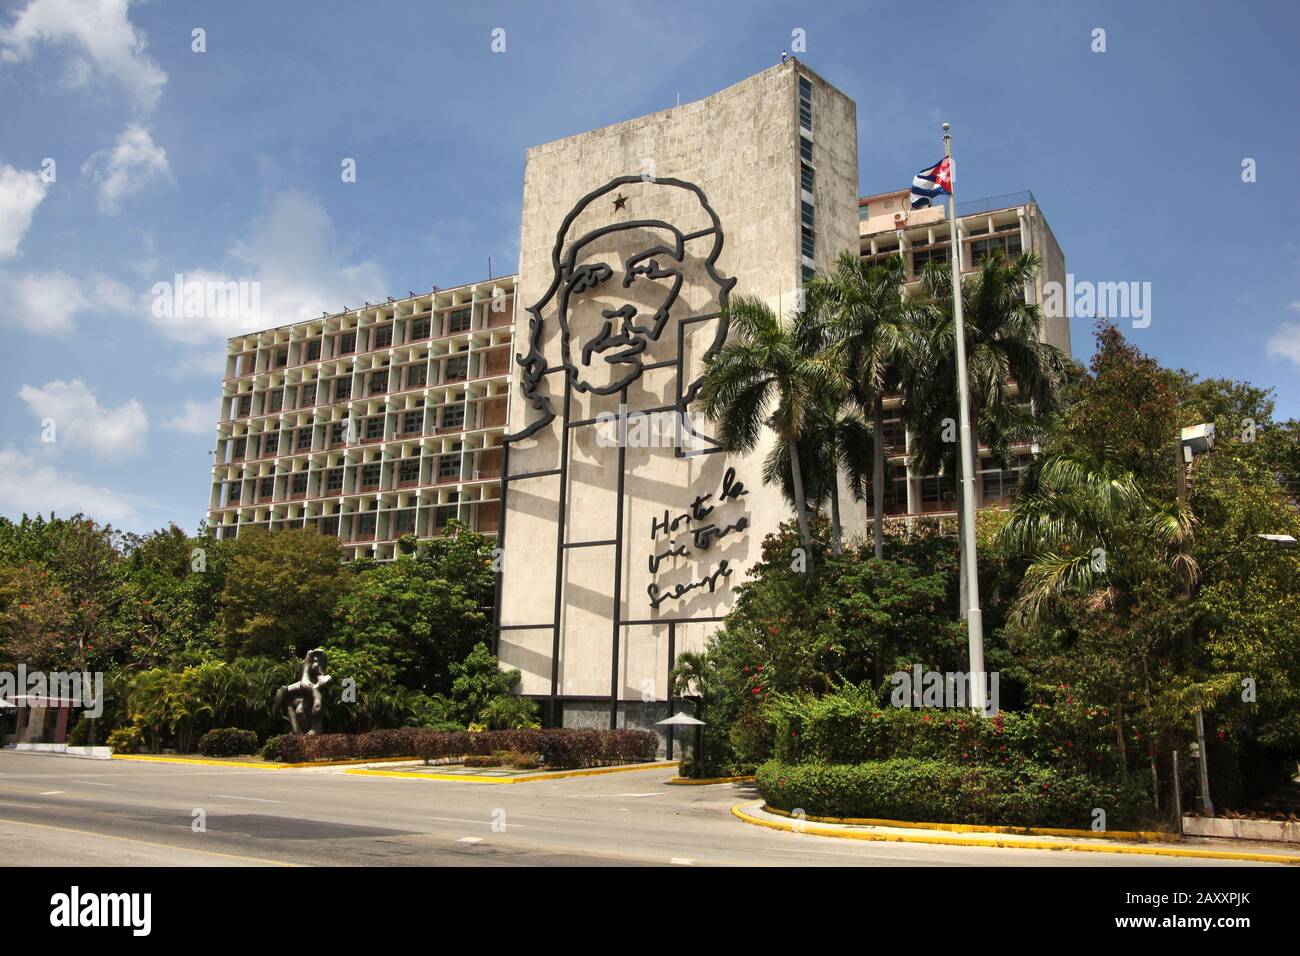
[558,221,686,395]
[508,175,735,443]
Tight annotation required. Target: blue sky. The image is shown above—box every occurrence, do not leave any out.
[0,0,1296,534]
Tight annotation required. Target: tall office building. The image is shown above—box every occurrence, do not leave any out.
[206,61,1067,728]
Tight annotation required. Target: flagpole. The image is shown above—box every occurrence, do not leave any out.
[943,122,988,715]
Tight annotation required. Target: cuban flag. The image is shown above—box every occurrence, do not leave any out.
[910,157,952,209]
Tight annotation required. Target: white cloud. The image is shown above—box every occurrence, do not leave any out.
[18,378,148,459]
[162,398,218,435]
[82,123,169,213]
[1267,313,1300,367]
[0,269,132,335]
[0,164,49,259]
[147,189,387,344]
[0,0,167,112]
[0,445,135,524]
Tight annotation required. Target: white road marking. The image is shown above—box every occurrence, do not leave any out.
[671,857,694,865]
[72,781,115,788]
[40,791,64,795]
[457,836,484,844]
[0,801,41,809]
[214,794,282,804]
[427,815,526,828]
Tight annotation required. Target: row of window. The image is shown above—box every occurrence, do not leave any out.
[238,308,488,376]
[799,76,816,285]
[227,403,479,461]
[226,450,474,503]
[232,356,479,417]
[863,228,1022,278]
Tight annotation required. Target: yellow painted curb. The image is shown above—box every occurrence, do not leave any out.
[668,775,756,786]
[111,754,288,769]
[732,802,1300,865]
[760,803,1173,843]
[346,760,678,785]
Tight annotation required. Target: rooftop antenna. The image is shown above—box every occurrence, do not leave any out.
[488,255,493,279]
[781,50,788,63]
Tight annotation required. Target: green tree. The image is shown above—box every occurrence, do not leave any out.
[700,295,842,552]
[219,528,349,660]
[448,643,520,727]
[809,251,915,558]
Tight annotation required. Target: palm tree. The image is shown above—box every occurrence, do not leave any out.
[700,295,842,553]
[809,251,915,559]
[999,451,1198,626]
[906,251,1070,612]
[762,394,873,554]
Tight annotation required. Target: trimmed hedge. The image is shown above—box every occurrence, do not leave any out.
[767,692,1123,777]
[262,728,658,769]
[757,758,1150,830]
[197,727,259,757]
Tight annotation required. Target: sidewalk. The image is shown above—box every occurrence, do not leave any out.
[733,801,1300,865]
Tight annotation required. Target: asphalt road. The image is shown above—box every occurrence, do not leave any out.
[0,752,1271,867]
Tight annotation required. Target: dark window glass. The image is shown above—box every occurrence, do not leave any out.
[305,339,321,362]
[275,348,288,368]
[411,317,431,340]
[369,372,388,395]
[238,395,252,417]
[394,509,416,534]
[357,512,376,535]
[296,427,312,451]
[263,433,278,456]
[259,477,274,498]
[449,308,472,333]
[800,136,813,163]
[291,473,308,495]
[361,463,381,487]
[441,404,464,430]
[227,482,241,502]
[334,377,352,401]
[445,356,468,381]
[372,325,393,349]
[233,437,247,459]
[399,458,420,483]
[438,454,459,479]
[402,410,423,434]
[407,364,427,388]
[326,468,343,492]
[338,332,356,354]
[365,416,383,440]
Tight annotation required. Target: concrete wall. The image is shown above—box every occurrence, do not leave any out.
[497,61,858,720]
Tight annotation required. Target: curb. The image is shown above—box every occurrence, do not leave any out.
[346,760,678,785]
[731,802,1300,865]
[667,775,756,786]
[110,754,420,770]
[760,804,1174,843]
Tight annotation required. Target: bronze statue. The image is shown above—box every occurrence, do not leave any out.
[274,648,333,735]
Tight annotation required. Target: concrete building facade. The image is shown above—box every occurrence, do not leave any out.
[205,61,1067,733]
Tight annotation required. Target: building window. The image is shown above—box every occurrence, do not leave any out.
[441,403,465,430]
[372,325,393,349]
[432,504,457,530]
[259,477,274,499]
[858,203,869,221]
[801,264,815,284]
[410,316,431,341]
[232,437,247,460]
[368,371,388,395]
[448,308,472,334]
[445,355,468,382]
[406,363,427,388]
[238,395,252,417]
[438,454,459,480]
[320,515,339,536]
[338,331,356,355]
[361,463,381,488]
[912,244,950,273]
[970,231,1023,265]
[305,339,321,362]
[800,163,814,194]
[291,472,308,496]
[398,458,420,483]
[263,432,278,456]
[394,509,416,535]
[800,135,813,164]
[798,75,813,132]
[364,415,384,441]
[326,468,343,493]
[296,427,312,451]
[227,482,240,502]
[356,512,376,537]
[401,409,423,434]
[919,474,957,506]
[268,389,284,413]
[334,377,352,401]
[274,348,288,368]
[801,226,816,259]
